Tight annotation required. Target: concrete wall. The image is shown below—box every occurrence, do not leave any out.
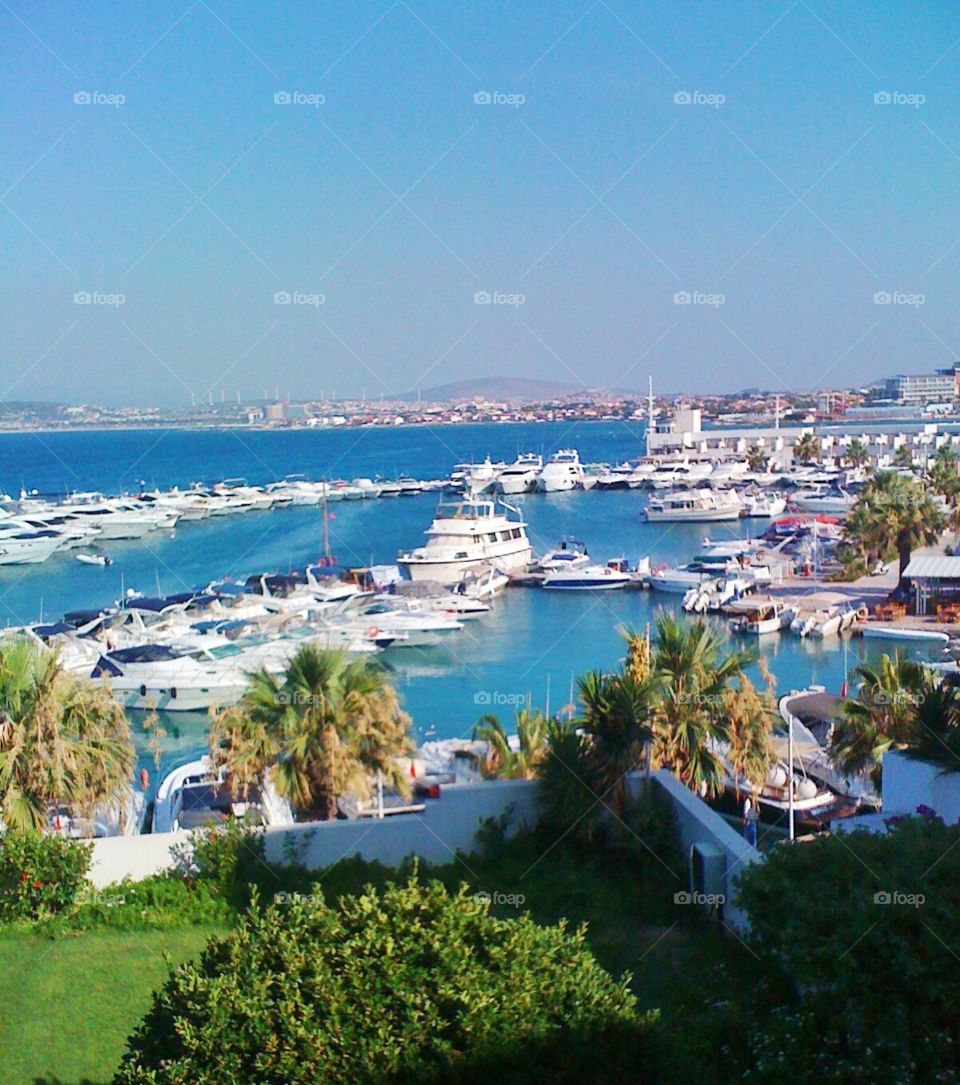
[89,779,539,889]
[882,751,960,825]
[89,774,759,933]
[650,770,759,929]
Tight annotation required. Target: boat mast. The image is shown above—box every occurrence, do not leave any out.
[647,376,654,457]
[788,711,795,842]
[321,481,330,560]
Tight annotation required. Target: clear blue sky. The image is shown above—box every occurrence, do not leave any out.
[2,1,960,406]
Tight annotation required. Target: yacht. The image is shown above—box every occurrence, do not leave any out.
[325,596,463,647]
[645,460,714,490]
[791,488,857,515]
[535,539,590,572]
[535,449,584,492]
[152,755,294,834]
[464,457,505,493]
[397,497,532,584]
[644,488,741,522]
[682,575,752,614]
[740,492,787,518]
[90,643,254,711]
[0,528,69,565]
[728,598,796,636]
[496,453,543,495]
[593,462,635,490]
[542,558,632,590]
[648,564,718,593]
[351,478,383,498]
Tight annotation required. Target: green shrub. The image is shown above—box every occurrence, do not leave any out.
[735,816,960,1082]
[0,830,91,923]
[618,784,684,876]
[62,873,234,932]
[115,876,653,1085]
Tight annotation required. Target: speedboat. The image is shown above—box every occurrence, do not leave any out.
[593,462,635,490]
[682,575,752,614]
[542,558,632,590]
[861,625,950,643]
[325,596,463,647]
[90,643,254,711]
[0,529,68,565]
[398,496,531,584]
[740,492,787,518]
[152,755,294,834]
[728,598,796,636]
[536,539,590,572]
[76,549,112,567]
[648,563,717,593]
[789,592,858,638]
[496,453,543,495]
[645,460,714,490]
[791,487,857,515]
[644,488,741,522]
[535,449,584,492]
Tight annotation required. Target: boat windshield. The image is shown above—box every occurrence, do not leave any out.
[434,500,494,519]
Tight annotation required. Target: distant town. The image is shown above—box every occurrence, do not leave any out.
[4,363,960,433]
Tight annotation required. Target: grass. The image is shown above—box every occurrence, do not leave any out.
[0,925,225,1085]
[0,826,749,1084]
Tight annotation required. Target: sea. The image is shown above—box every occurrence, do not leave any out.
[0,422,942,785]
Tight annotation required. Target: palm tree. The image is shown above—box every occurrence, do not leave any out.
[536,718,598,843]
[648,611,753,797]
[927,446,960,503]
[892,445,914,470]
[0,640,134,834]
[843,471,945,586]
[793,433,821,465]
[747,444,769,472]
[844,439,869,469]
[576,670,653,817]
[472,707,548,780]
[831,653,934,787]
[209,646,412,821]
[903,680,960,775]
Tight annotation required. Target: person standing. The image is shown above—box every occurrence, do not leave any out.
[743,796,759,847]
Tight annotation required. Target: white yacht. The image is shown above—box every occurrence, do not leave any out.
[728,598,796,636]
[152,755,294,834]
[789,592,858,638]
[0,528,69,565]
[90,643,254,711]
[542,558,632,590]
[535,450,584,492]
[644,488,741,523]
[645,460,714,490]
[741,492,787,518]
[648,564,718,593]
[496,453,542,495]
[792,488,857,515]
[398,497,532,584]
[536,539,590,572]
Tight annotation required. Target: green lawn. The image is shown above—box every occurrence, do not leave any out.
[0,831,747,1084]
[0,925,225,1085]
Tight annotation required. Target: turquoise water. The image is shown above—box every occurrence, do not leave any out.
[0,423,942,782]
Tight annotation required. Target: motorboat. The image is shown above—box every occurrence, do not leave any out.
[645,460,713,490]
[351,478,383,498]
[464,457,505,493]
[535,539,590,572]
[648,563,718,593]
[152,755,294,834]
[644,488,741,522]
[791,487,857,515]
[90,643,255,711]
[682,575,752,614]
[542,558,632,590]
[76,549,112,567]
[535,449,584,492]
[728,598,796,636]
[325,596,463,647]
[740,492,787,518]
[861,625,950,643]
[789,592,859,638]
[496,453,543,495]
[593,462,635,490]
[0,529,68,565]
[398,496,532,584]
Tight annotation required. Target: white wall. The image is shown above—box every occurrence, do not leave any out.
[89,773,758,934]
[650,771,759,929]
[882,751,960,824]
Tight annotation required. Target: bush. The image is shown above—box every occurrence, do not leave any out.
[618,783,684,876]
[735,816,960,1082]
[62,873,234,932]
[115,876,653,1085]
[0,831,91,923]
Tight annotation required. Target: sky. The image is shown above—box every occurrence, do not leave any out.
[2,1,960,407]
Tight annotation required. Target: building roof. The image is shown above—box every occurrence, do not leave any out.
[902,555,960,580]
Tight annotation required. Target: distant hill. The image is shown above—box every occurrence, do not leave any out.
[402,378,588,403]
